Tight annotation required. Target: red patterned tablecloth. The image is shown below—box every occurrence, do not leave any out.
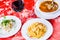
[0,0,60,40]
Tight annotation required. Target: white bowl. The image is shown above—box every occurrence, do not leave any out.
[34,0,60,19]
[21,18,53,40]
[0,16,22,38]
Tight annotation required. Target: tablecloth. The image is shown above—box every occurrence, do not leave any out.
[0,0,60,40]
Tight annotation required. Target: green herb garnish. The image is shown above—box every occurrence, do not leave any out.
[11,19,15,22]
[4,16,6,19]
[1,20,10,26]
[1,19,15,26]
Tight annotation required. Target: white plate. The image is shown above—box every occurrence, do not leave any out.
[0,16,21,38]
[34,0,60,19]
[21,18,53,40]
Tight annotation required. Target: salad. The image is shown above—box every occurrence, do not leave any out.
[0,17,15,32]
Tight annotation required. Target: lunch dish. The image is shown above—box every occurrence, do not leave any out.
[34,0,60,19]
[39,1,58,12]
[27,22,47,39]
[21,18,53,40]
[0,18,15,32]
[0,16,21,38]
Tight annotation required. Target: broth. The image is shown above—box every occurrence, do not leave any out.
[39,1,58,12]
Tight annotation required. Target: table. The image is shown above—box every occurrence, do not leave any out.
[0,0,60,40]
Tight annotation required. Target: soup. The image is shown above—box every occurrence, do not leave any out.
[27,22,46,38]
[39,1,58,12]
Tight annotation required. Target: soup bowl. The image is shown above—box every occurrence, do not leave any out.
[34,0,60,19]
